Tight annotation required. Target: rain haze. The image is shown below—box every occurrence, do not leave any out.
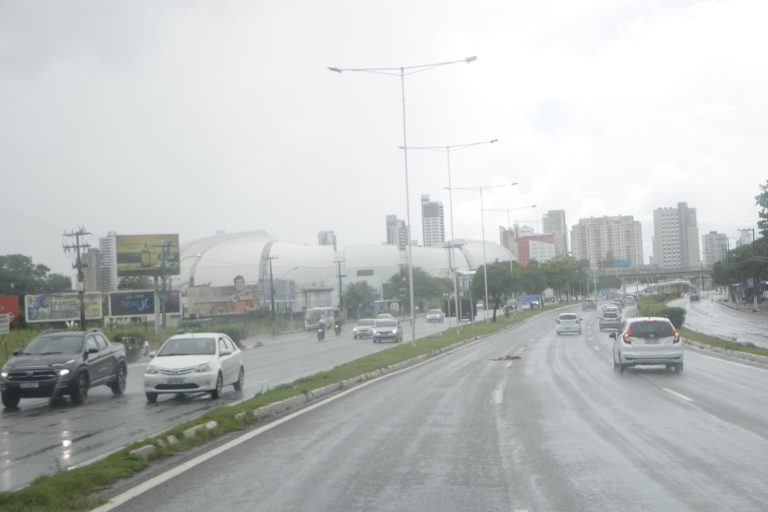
[1,0,765,276]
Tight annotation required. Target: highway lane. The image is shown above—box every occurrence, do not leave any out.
[108,307,768,512]
[0,317,449,491]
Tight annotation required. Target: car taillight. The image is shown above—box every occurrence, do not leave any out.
[672,329,680,343]
[623,326,632,344]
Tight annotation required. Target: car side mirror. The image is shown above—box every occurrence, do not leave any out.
[88,347,99,354]
[609,332,617,340]
[149,351,157,358]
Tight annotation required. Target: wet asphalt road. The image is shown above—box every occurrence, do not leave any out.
[104,308,768,512]
[0,317,450,491]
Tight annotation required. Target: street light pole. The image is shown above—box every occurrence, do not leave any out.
[449,182,517,321]
[403,139,498,327]
[329,56,477,342]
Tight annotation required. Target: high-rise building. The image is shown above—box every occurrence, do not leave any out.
[386,215,408,249]
[653,202,700,270]
[542,210,568,257]
[518,234,556,267]
[500,224,536,260]
[421,195,445,247]
[84,247,102,292]
[571,216,643,269]
[99,232,118,292]
[737,228,754,248]
[318,230,337,251]
[702,231,728,267]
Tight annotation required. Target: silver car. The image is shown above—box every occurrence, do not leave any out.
[555,312,582,335]
[611,317,684,373]
[372,318,403,343]
[352,319,375,339]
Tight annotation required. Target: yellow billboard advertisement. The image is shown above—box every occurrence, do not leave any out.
[25,293,103,323]
[116,234,180,276]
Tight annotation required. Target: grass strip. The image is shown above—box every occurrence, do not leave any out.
[0,304,563,512]
[681,328,768,357]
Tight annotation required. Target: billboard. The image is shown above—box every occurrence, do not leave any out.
[24,293,103,323]
[108,290,181,317]
[116,234,180,277]
[0,295,20,323]
[185,284,260,318]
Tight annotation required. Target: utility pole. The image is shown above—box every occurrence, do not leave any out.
[335,259,345,318]
[264,255,278,335]
[63,227,91,328]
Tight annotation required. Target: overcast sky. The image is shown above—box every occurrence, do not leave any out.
[1,0,766,277]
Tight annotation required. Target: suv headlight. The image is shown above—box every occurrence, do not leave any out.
[195,363,213,373]
[57,368,70,376]
[145,364,159,375]
[0,370,7,379]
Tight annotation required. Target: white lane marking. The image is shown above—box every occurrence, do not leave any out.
[593,345,599,351]
[690,351,768,372]
[505,362,513,369]
[662,387,695,402]
[493,383,504,404]
[91,334,488,511]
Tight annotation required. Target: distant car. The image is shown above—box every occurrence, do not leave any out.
[144,332,244,403]
[689,292,700,302]
[611,317,683,373]
[352,319,375,339]
[376,313,394,319]
[624,295,636,306]
[372,318,403,343]
[582,299,597,310]
[0,329,127,408]
[425,309,445,323]
[599,311,623,331]
[556,312,582,335]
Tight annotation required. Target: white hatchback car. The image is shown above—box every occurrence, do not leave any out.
[555,312,582,335]
[144,332,244,403]
[611,317,683,373]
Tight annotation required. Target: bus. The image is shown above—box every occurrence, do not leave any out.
[304,307,338,330]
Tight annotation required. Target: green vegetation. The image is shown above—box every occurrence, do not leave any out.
[0,303,565,512]
[682,328,768,358]
[637,294,686,328]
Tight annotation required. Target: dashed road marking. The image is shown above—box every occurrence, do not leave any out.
[493,383,504,404]
[662,387,694,402]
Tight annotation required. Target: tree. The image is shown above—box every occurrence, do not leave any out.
[384,267,452,312]
[471,260,512,320]
[344,281,379,318]
[0,254,72,296]
[757,179,768,239]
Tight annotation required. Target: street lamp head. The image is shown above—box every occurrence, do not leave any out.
[327,66,342,73]
[465,56,478,64]
[489,139,498,144]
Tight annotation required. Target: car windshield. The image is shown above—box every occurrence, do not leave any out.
[21,334,84,355]
[356,319,374,326]
[157,337,216,356]
[559,314,578,321]
[375,319,396,327]
[630,321,675,338]
[603,312,618,319]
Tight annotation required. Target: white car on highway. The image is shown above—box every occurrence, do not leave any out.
[611,317,684,373]
[144,332,245,403]
[555,312,582,335]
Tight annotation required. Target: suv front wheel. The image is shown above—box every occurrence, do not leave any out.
[1,390,20,408]
[70,373,89,404]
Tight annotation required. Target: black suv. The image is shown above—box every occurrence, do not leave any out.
[1,329,127,408]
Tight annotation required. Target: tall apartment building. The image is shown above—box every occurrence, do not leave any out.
[500,224,536,260]
[652,202,700,270]
[541,210,568,257]
[318,230,337,251]
[518,234,555,267]
[737,228,754,248]
[421,195,445,247]
[386,215,408,249]
[84,247,102,292]
[702,231,728,267]
[571,215,643,269]
[99,232,118,292]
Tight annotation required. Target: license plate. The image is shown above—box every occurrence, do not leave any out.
[644,339,659,344]
[166,377,185,385]
[20,382,39,389]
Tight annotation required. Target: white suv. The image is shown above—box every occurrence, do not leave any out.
[611,317,683,373]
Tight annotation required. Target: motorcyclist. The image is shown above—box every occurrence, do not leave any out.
[334,317,342,336]
[317,319,326,341]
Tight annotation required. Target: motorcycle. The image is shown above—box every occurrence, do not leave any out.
[317,326,326,342]
[334,322,342,336]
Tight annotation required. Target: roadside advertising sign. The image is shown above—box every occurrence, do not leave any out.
[24,293,103,323]
[613,259,631,268]
[115,234,180,277]
[0,313,9,334]
[0,295,20,323]
[108,290,182,317]
[519,294,541,304]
